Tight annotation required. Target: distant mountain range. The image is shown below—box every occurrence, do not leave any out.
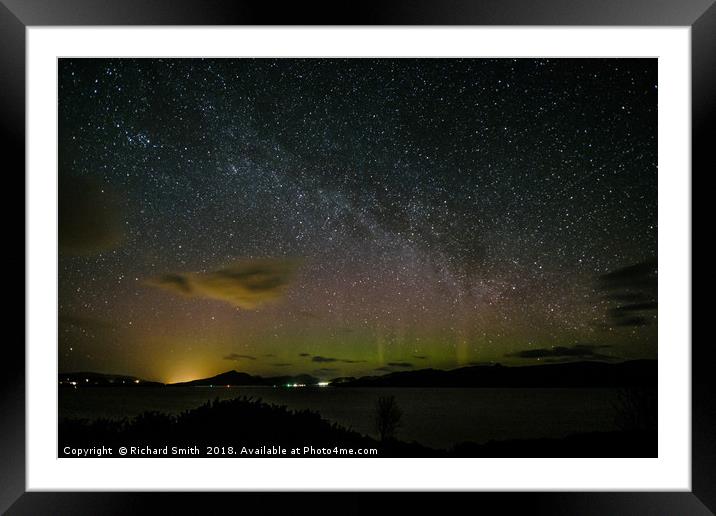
[331,360,657,388]
[60,360,656,389]
[169,370,318,387]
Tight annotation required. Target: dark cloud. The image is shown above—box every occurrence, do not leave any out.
[599,259,657,291]
[387,362,413,368]
[271,363,293,367]
[59,175,124,255]
[506,343,616,360]
[613,316,650,327]
[598,259,657,328]
[412,355,428,360]
[311,356,338,363]
[223,353,257,361]
[298,353,311,357]
[310,355,365,364]
[148,259,299,309]
[609,302,658,315]
[604,292,650,303]
[153,273,193,294]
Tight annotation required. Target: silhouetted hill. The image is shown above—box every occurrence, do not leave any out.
[59,371,163,387]
[170,370,318,387]
[331,360,656,388]
[329,376,357,384]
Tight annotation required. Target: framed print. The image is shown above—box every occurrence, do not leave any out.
[4,0,711,513]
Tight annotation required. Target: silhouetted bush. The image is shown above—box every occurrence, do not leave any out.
[612,387,657,432]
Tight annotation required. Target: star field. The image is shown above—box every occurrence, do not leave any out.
[58,58,657,382]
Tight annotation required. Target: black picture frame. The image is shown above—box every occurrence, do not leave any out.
[4,0,710,513]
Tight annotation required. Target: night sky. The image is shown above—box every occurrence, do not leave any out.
[58,58,657,383]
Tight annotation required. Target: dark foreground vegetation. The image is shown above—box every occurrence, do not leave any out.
[59,394,656,458]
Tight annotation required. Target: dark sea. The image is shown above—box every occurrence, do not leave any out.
[59,386,619,449]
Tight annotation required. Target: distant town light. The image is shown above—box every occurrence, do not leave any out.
[317,382,329,387]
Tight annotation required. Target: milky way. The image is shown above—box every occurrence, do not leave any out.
[58,58,657,382]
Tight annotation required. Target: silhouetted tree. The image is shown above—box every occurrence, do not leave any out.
[374,395,402,441]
